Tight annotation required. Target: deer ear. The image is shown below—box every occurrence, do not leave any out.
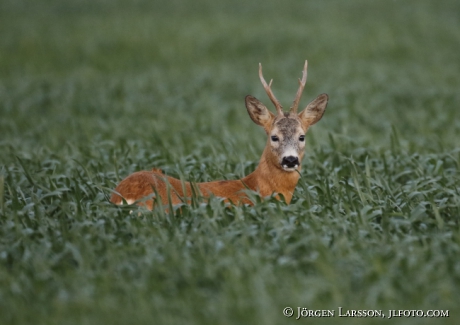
[245,95,275,133]
[298,94,328,129]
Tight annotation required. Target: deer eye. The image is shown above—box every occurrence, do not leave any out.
[299,135,305,142]
[271,135,279,142]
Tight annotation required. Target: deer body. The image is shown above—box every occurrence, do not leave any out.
[110,61,328,210]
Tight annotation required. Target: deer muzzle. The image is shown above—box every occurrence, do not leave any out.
[281,156,299,170]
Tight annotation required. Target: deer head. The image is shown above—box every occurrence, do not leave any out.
[245,60,328,172]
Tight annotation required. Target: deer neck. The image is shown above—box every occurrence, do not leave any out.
[242,146,301,204]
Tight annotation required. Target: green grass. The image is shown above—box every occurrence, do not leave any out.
[1,0,460,324]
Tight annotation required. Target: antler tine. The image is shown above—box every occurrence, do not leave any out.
[259,63,283,115]
[290,60,308,114]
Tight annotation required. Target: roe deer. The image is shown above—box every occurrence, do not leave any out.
[110,60,328,210]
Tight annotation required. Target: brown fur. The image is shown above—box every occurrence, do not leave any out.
[110,61,328,210]
[110,148,300,209]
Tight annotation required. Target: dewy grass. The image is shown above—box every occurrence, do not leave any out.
[1,0,460,324]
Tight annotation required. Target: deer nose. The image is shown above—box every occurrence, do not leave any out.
[281,156,299,168]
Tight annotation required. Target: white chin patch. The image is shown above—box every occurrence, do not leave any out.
[282,165,299,172]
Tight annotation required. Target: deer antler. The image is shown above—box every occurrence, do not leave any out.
[259,63,283,116]
[290,60,308,114]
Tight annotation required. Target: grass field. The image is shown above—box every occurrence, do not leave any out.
[1,0,460,324]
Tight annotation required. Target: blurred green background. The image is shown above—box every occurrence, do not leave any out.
[1,0,459,324]
[2,0,459,155]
